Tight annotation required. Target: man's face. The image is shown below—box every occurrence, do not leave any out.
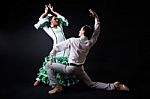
[79,26,85,36]
[51,16,59,26]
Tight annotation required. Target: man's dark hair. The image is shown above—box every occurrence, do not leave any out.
[83,25,93,39]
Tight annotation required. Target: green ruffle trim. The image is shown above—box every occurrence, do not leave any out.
[37,56,79,86]
[34,18,49,29]
[58,18,67,26]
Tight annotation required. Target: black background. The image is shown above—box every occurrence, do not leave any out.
[0,0,149,99]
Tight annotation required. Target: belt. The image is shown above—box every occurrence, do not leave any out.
[67,63,83,67]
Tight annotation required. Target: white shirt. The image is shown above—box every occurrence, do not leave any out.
[50,16,100,65]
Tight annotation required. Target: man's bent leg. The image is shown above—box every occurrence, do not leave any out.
[45,62,68,94]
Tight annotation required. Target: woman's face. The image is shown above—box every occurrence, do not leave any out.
[50,16,59,26]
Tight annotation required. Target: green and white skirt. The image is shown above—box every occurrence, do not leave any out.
[36,56,79,86]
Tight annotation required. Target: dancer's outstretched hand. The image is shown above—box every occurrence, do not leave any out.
[89,9,98,17]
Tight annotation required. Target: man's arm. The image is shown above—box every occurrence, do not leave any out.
[89,9,100,46]
[50,39,70,57]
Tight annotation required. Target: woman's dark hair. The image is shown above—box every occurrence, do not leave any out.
[47,15,55,22]
[46,15,64,26]
[82,25,93,39]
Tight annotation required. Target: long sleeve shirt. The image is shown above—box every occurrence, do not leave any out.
[50,16,100,65]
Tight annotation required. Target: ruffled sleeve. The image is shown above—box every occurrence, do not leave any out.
[34,18,49,29]
[57,15,69,26]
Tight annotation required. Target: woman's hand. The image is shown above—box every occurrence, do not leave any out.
[44,5,49,14]
[48,3,54,12]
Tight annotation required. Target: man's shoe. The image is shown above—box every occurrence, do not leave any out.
[33,80,40,87]
[114,81,129,91]
[48,84,63,95]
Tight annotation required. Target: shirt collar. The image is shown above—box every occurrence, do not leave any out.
[80,36,88,42]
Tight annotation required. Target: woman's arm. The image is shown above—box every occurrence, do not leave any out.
[39,5,49,20]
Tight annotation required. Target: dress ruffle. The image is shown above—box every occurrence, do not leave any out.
[34,18,49,29]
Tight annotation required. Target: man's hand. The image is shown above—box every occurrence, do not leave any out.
[50,56,53,65]
[89,9,97,17]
